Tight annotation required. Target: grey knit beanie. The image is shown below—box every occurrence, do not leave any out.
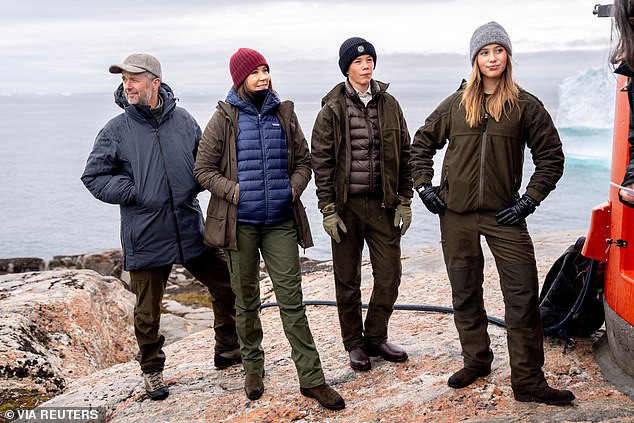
[469,21,512,64]
[338,37,377,75]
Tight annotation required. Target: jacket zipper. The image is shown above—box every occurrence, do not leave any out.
[258,113,269,224]
[155,130,185,263]
[364,103,379,201]
[477,112,489,209]
[377,101,386,208]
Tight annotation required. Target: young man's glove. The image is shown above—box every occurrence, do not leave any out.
[394,196,412,235]
[321,203,347,243]
[417,184,446,215]
[495,194,538,225]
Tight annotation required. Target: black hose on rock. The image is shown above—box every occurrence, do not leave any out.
[260,300,506,328]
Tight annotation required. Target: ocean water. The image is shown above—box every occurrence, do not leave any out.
[0,64,615,261]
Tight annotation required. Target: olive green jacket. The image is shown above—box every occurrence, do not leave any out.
[410,84,564,213]
[311,80,413,212]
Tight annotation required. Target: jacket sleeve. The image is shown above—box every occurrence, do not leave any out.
[194,109,238,203]
[288,109,312,200]
[311,105,338,210]
[192,123,205,193]
[410,96,452,188]
[523,98,565,203]
[80,127,136,205]
[396,101,413,199]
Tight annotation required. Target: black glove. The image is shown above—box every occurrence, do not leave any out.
[495,194,538,225]
[417,184,446,215]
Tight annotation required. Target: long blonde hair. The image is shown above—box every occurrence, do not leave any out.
[461,55,519,128]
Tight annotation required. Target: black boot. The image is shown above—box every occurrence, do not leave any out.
[447,366,491,388]
[514,386,575,406]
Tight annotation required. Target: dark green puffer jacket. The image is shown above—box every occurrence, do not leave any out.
[311,80,412,212]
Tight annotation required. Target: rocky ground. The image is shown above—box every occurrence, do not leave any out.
[0,270,137,414]
[12,230,633,422]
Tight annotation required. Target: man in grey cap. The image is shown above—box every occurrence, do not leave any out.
[81,53,240,400]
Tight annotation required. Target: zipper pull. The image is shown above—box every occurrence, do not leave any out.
[482,113,489,132]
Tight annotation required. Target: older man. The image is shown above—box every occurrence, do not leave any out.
[81,53,240,400]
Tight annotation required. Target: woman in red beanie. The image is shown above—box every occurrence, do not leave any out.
[194,48,344,410]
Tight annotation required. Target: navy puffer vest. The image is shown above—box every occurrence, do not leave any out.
[226,88,292,225]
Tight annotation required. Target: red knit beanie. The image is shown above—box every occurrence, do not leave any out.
[229,48,269,88]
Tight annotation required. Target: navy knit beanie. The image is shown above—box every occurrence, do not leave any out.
[229,48,269,88]
[338,37,377,76]
[469,21,512,64]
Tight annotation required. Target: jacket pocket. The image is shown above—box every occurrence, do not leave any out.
[204,198,231,248]
[292,199,313,249]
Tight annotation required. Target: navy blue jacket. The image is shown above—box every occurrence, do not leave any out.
[226,89,293,225]
[81,83,206,270]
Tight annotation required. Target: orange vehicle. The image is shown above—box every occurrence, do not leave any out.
[583,55,634,380]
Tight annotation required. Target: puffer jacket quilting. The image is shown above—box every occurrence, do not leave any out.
[345,86,382,195]
[311,80,413,212]
[194,91,313,251]
[226,89,292,225]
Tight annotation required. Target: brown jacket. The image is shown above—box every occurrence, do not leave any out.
[311,80,412,212]
[194,99,313,251]
[410,84,564,213]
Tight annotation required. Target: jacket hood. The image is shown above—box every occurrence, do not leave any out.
[113,82,177,114]
[225,87,281,115]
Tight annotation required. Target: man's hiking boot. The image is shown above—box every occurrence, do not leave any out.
[143,371,169,400]
[214,348,242,369]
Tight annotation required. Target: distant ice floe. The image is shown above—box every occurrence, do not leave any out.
[556,66,616,129]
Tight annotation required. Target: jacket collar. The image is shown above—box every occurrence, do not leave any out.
[321,79,389,107]
[225,87,281,115]
[217,96,292,123]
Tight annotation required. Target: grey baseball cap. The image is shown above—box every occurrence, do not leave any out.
[109,53,162,78]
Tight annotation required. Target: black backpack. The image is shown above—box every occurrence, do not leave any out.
[539,236,605,345]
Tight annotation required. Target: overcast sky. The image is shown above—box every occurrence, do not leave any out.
[0,0,614,95]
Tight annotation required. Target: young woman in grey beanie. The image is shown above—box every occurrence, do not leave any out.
[410,21,574,405]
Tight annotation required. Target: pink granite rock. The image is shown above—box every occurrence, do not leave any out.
[0,270,136,405]
[36,232,634,421]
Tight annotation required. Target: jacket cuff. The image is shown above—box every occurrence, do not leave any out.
[618,191,634,208]
[398,195,412,206]
[524,187,545,205]
[321,203,336,216]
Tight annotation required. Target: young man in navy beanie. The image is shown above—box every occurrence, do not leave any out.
[311,37,413,371]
